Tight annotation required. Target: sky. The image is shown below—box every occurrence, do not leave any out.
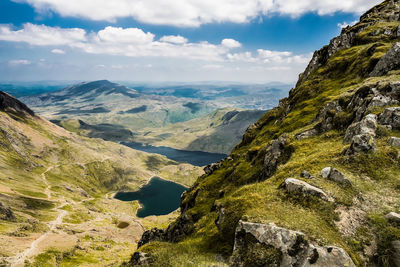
[0,0,382,83]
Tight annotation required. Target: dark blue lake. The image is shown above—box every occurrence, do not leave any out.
[121,141,226,166]
[114,177,188,218]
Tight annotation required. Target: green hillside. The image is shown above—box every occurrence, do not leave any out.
[0,91,202,266]
[133,1,400,266]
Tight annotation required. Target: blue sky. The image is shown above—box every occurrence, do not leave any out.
[0,0,381,83]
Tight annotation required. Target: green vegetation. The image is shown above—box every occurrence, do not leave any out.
[138,5,400,266]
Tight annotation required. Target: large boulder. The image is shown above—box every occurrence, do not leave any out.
[385,212,400,224]
[263,134,293,179]
[280,178,333,202]
[231,221,355,267]
[321,167,351,186]
[378,107,400,130]
[370,42,400,77]
[344,114,377,143]
[388,137,400,148]
[0,202,16,221]
[344,114,377,154]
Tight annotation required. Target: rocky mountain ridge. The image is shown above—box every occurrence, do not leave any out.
[131,1,400,266]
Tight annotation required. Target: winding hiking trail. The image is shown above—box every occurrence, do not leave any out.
[11,166,68,267]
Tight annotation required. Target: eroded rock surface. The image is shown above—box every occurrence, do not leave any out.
[129,252,152,266]
[388,137,400,148]
[321,167,351,186]
[370,42,400,77]
[264,134,293,179]
[378,107,400,130]
[345,114,377,154]
[231,221,355,267]
[280,178,333,202]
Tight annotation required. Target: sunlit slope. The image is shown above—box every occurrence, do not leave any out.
[133,1,400,266]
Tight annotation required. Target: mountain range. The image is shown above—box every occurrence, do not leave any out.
[129,1,400,266]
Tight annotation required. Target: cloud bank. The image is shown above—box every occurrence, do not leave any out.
[0,23,310,65]
[15,0,380,26]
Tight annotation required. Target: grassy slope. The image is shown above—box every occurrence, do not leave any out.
[0,108,202,266]
[137,5,400,267]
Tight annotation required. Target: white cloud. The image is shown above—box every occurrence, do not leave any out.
[15,0,381,27]
[9,59,31,65]
[51,48,65,54]
[160,35,188,44]
[221,38,242,48]
[0,23,86,45]
[97,26,154,44]
[338,20,358,29]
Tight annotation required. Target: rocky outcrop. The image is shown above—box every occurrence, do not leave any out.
[0,202,16,221]
[204,161,223,175]
[378,107,400,130]
[231,221,355,267]
[345,114,377,154]
[388,137,400,148]
[137,214,194,248]
[321,167,351,186]
[385,212,400,223]
[263,134,293,179]
[316,101,343,132]
[0,91,35,116]
[280,178,333,202]
[128,252,152,266]
[137,228,165,248]
[370,42,400,77]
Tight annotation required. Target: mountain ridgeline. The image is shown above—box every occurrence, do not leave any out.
[131,1,400,266]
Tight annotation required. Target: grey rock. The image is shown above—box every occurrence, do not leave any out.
[204,161,223,175]
[388,137,400,148]
[392,240,400,267]
[317,101,343,132]
[385,212,400,223]
[345,114,377,154]
[231,220,355,267]
[378,107,400,130]
[280,178,333,202]
[214,205,226,230]
[300,170,312,179]
[370,42,400,77]
[321,167,331,179]
[137,228,165,248]
[295,129,318,140]
[264,134,292,179]
[370,93,399,107]
[0,202,16,221]
[129,252,152,266]
[344,114,377,144]
[347,134,377,154]
[331,169,351,186]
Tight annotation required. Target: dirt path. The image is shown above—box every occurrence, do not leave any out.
[10,165,66,267]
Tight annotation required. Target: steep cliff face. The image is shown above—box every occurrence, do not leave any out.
[134,1,400,266]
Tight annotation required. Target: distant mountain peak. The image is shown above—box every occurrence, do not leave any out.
[0,91,35,116]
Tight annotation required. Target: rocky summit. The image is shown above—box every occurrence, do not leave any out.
[131,1,400,266]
